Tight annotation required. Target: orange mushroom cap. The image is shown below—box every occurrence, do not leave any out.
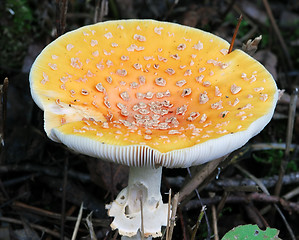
[30,20,278,168]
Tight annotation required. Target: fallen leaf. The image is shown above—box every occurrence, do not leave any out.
[242,35,262,55]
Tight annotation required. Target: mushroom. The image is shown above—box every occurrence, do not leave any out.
[29,20,278,239]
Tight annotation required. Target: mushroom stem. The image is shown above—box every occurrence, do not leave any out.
[122,231,152,240]
[107,166,169,238]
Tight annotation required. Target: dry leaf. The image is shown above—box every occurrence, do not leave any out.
[242,35,262,55]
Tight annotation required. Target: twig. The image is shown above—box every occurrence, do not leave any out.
[94,0,101,23]
[175,155,230,239]
[211,205,219,240]
[283,186,299,200]
[262,0,294,70]
[168,192,179,240]
[222,185,260,192]
[165,189,172,240]
[178,157,225,203]
[184,192,299,214]
[228,14,243,54]
[190,205,206,240]
[3,173,40,187]
[216,191,229,216]
[275,88,298,196]
[0,163,91,183]
[55,0,69,37]
[12,201,109,227]
[244,202,267,228]
[112,230,119,240]
[86,212,97,240]
[71,202,84,240]
[140,195,144,240]
[178,204,188,240]
[204,171,299,192]
[0,216,69,239]
[94,0,109,23]
[250,142,297,151]
[185,167,212,240]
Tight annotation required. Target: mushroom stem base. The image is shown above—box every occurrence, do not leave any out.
[122,231,152,240]
[106,166,168,238]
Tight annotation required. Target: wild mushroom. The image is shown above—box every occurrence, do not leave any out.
[29,20,278,239]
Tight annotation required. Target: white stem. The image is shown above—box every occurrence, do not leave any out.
[126,166,163,214]
[107,166,168,238]
[121,231,152,240]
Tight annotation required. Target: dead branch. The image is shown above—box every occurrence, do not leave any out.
[204,171,299,192]
[262,0,294,70]
[184,192,299,214]
[12,201,109,227]
[0,216,69,239]
[275,88,298,196]
[178,156,225,203]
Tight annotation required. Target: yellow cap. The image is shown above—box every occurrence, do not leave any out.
[30,20,278,167]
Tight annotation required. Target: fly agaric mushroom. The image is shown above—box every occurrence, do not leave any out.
[29,20,278,239]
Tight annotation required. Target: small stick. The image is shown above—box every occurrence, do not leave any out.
[71,202,83,240]
[190,205,206,240]
[211,205,219,240]
[99,0,109,22]
[111,230,119,240]
[168,193,179,240]
[178,208,188,240]
[178,157,224,202]
[283,186,299,200]
[140,195,145,240]
[275,88,298,196]
[0,216,68,239]
[166,188,172,240]
[55,0,69,37]
[94,0,109,23]
[94,0,101,23]
[86,212,97,240]
[12,201,109,227]
[216,191,229,216]
[262,0,293,70]
[184,192,299,214]
[228,14,243,54]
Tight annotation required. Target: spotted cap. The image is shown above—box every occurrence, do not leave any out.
[29,20,278,168]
